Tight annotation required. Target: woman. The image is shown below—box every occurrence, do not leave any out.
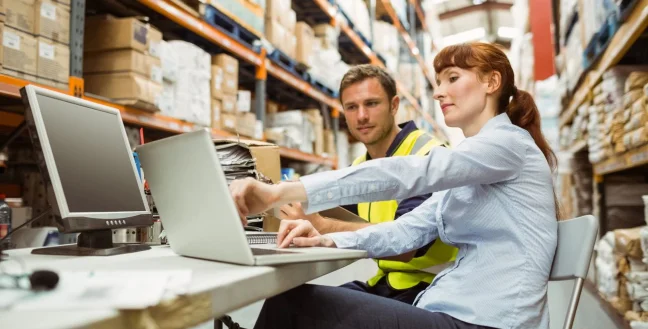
[230,42,559,329]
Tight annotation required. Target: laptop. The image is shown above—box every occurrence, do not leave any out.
[136,129,367,266]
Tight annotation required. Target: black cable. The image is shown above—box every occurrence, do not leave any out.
[0,208,52,244]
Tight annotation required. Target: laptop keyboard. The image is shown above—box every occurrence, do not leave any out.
[251,248,296,256]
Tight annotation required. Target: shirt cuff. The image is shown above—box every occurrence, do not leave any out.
[300,174,341,214]
[325,232,359,249]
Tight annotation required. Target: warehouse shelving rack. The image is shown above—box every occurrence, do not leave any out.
[0,0,448,169]
[302,0,447,141]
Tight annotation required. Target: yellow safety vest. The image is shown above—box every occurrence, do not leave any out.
[352,129,458,290]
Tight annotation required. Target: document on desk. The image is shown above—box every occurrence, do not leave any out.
[9,270,192,310]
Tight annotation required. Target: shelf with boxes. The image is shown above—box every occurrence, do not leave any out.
[135,0,342,111]
[0,0,72,91]
[0,73,339,168]
[301,0,447,141]
[558,0,648,128]
[377,0,435,89]
[556,0,648,176]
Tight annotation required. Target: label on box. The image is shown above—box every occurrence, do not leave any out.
[3,32,21,51]
[41,3,57,20]
[133,25,148,46]
[225,80,236,89]
[151,66,163,84]
[149,41,161,58]
[224,117,236,129]
[39,42,55,60]
[226,64,236,75]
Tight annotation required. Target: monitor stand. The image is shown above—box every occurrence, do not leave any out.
[31,229,151,256]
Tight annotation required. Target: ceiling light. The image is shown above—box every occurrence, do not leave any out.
[442,28,486,46]
[497,27,518,39]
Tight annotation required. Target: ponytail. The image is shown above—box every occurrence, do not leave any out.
[433,42,563,220]
[506,87,563,220]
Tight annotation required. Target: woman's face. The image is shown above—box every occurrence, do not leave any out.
[433,66,490,130]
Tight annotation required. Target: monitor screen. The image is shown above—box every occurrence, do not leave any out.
[35,93,147,213]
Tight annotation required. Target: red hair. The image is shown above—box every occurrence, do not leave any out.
[434,42,561,219]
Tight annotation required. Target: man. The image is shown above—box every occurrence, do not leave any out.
[279,64,457,304]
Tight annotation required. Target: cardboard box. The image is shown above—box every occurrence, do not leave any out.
[85,15,156,53]
[213,138,281,184]
[221,112,256,137]
[237,112,257,137]
[53,0,69,6]
[221,112,237,132]
[221,94,237,113]
[281,9,296,33]
[37,37,68,83]
[313,24,338,50]
[287,34,296,60]
[212,98,222,129]
[147,26,162,58]
[211,65,224,99]
[222,71,237,95]
[35,1,69,44]
[324,129,336,155]
[306,109,324,155]
[212,53,238,77]
[295,22,313,67]
[0,1,6,23]
[265,0,290,20]
[6,0,34,33]
[266,100,279,114]
[237,90,251,112]
[35,76,67,90]
[3,26,37,75]
[0,22,4,66]
[84,72,162,112]
[84,50,162,83]
[264,18,284,50]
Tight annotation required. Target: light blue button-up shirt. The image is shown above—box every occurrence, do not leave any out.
[300,113,558,329]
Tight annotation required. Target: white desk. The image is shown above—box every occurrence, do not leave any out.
[1,246,363,329]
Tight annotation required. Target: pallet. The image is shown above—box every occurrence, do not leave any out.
[337,4,374,49]
[201,4,261,49]
[582,13,620,70]
[308,75,338,98]
[267,49,310,81]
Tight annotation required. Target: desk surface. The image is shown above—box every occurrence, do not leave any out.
[1,246,363,329]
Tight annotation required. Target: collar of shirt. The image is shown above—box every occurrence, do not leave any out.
[366,120,419,161]
[478,113,513,135]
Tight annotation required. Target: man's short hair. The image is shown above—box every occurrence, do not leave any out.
[339,65,397,103]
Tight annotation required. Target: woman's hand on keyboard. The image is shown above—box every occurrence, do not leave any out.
[277,219,336,249]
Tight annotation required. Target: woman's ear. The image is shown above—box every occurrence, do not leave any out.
[487,71,502,94]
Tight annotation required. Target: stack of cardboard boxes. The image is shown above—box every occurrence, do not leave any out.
[264,0,295,59]
[83,15,163,112]
[212,53,259,138]
[2,0,70,90]
[294,22,314,68]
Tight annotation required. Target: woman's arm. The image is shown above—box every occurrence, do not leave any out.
[300,127,526,214]
[326,196,442,258]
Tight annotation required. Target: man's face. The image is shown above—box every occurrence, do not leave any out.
[341,78,398,146]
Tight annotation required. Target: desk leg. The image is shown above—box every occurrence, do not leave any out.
[214,318,223,329]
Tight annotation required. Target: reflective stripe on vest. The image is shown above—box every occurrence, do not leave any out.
[353,130,457,290]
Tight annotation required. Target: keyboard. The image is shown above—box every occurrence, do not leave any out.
[251,248,296,256]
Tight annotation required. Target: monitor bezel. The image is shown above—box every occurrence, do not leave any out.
[21,85,151,222]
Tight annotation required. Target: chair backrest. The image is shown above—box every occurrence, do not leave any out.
[550,215,598,281]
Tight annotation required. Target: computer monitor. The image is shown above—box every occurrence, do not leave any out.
[20,85,153,256]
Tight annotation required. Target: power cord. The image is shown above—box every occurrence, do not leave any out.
[0,208,52,260]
